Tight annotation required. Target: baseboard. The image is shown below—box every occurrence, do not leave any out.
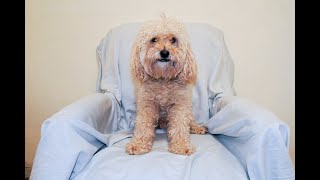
[25,166,32,179]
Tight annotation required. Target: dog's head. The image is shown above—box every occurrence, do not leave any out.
[130,17,197,84]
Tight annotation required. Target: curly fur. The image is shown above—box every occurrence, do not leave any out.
[126,16,207,156]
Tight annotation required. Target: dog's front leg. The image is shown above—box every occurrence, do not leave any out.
[126,100,159,155]
[167,104,195,156]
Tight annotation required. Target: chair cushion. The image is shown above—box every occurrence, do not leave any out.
[96,22,236,131]
[73,132,248,180]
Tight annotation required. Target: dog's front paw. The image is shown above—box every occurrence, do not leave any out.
[126,141,152,155]
[169,142,195,156]
[190,124,207,134]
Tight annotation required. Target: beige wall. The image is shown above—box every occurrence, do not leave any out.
[26,0,295,167]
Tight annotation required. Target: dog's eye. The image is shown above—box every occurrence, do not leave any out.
[150,37,157,43]
[170,37,176,44]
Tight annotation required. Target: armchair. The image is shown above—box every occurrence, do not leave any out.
[30,23,295,180]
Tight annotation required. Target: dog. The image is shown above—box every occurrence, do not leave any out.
[126,16,207,156]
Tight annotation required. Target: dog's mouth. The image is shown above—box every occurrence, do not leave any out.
[154,59,176,68]
[158,58,170,62]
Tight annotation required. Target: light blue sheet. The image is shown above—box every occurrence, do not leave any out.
[30,23,295,180]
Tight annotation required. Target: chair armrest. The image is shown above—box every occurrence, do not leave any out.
[205,95,295,180]
[209,95,290,145]
[44,92,120,135]
[30,93,120,180]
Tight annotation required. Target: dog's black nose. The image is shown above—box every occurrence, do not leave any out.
[160,50,169,58]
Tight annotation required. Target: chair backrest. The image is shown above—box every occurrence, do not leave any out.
[96,22,236,131]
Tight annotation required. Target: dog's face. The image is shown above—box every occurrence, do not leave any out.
[141,33,185,80]
[131,17,197,84]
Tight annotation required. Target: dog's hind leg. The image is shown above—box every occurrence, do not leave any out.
[190,118,207,134]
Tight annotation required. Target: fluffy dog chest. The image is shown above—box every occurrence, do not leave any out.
[142,81,191,107]
[151,85,176,105]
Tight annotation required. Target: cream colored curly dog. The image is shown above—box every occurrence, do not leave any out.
[126,16,207,156]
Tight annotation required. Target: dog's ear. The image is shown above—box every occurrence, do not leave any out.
[179,43,198,84]
[130,42,148,83]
